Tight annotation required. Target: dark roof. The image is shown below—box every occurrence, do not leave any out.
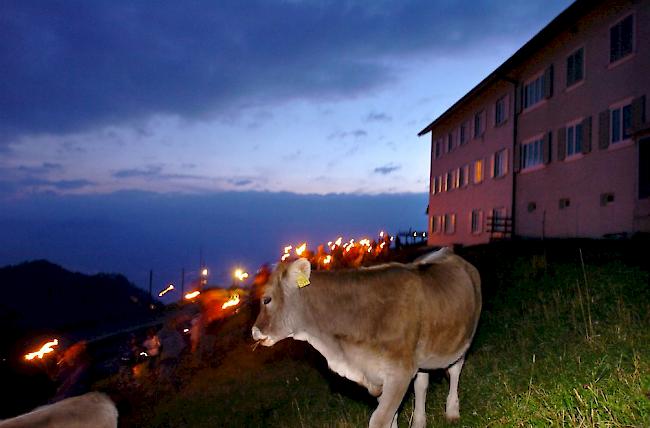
[417,0,603,137]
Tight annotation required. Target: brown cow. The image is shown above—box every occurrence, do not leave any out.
[0,392,118,428]
[252,247,481,428]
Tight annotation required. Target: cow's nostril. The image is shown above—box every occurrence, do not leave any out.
[252,326,267,341]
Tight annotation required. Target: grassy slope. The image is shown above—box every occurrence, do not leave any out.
[105,245,650,427]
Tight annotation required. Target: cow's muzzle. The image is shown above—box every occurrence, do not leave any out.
[251,326,274,346]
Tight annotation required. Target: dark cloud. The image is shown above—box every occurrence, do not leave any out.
[228,178,254,187]
[112,166,164,179]
[366,112,392,122]
[20,177,94,190]
[1,0,571,142]
[373,163,401,175]
[327,129,368,140]
[17,162,63,174]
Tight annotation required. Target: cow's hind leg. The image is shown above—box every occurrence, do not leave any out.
[369,372,411,428]
[445,356,465,422]
[412,371,429,428]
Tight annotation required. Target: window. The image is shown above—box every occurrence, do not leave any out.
[434,139,442,159]
[566,48,584,87]
[437,175,443,193]
[459,123,468,145]
[471,209,483,234]
[524,75,545,109]
[460,164,469,187]
[611,103,632,144]
[474,111,484,138]
[453,168,461,189]
[431,215,441,234]
[610,14,634,63]
[444,213,456,234]
[474,159,484,184]
[493,149,507,178]
[495,96,507,125]
[447,132,454,152]
[446,171,453,191]
[566,122,584,157]
[521,138,544,169]
[432,176,441,194]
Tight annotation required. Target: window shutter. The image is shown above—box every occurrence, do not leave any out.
[543,132,552,164]
[489,154,495,178]
[503,148,509,175]
[504,94,510,121]
[557,127,566,160]
[515,86,523,114]
[631,95,646,132]
[599,110,610,150]
[581,116,592,154]
[514,143,521,172]
[544,65,554,99]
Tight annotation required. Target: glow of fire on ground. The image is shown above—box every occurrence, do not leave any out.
[158,284,174,297]
[24,339,59,361]
[185,290,201,300]
[221,293,240,309]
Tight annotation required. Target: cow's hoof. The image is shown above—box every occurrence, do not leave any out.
[445,413,460,423]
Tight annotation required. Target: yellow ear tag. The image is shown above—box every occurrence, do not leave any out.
[296,273,310,288]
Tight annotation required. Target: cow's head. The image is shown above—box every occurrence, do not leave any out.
[251,258,311,346]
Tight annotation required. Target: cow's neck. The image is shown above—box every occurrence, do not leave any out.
[291,278,372,388]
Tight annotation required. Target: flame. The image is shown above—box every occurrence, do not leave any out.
[234,269,249,281]
[158,284,174,297]
[283,245,293,253]
[379,231,385,238]
[295,243,307,256]
[185,290,201,300]
[25,339,59,360]
[281,253,291,261]
[323,255,332,264]
[222,293,240,309]
[201,268,209,277]
[334,237,343,246]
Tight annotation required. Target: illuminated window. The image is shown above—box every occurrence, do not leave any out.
[474,159,484,184]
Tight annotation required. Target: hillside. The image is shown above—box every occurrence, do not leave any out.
[0,260,156,356]
[102,241,650,427]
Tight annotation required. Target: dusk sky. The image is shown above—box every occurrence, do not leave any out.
[1,0,572,296]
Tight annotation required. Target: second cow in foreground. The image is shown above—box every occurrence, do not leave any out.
[252,247,482,428]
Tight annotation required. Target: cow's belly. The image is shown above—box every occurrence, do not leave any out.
[418,342,470,370]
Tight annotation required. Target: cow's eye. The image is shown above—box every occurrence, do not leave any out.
[263,296,272,305]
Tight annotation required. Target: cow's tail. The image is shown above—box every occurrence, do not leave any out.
[412,246,453,264]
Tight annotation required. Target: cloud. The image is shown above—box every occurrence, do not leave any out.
[1,0,571,142]
[228,178,254,187]
[366,112,392,122]
[112,166,164,179]
[373,163,401,175]
[327,129,368,140]
[17,162,63,175]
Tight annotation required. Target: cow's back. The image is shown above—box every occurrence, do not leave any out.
[0,392,118,428]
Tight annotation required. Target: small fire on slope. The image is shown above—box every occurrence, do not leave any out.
[24,339,59,361]
[221,293,240,309]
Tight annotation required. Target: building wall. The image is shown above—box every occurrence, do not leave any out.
[424,0,649,245]
[427,80,514,246]
[513,0,649,238]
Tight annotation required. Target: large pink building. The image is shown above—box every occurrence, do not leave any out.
[419,0,650,246]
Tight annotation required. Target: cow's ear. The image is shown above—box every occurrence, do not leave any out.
[286,258,311,290]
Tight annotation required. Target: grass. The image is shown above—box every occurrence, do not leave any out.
[100,244,650,427]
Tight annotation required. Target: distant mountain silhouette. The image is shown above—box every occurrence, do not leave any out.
[0,260,157,355]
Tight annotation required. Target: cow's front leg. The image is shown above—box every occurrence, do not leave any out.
[369,372,411,428]
[445,356,465,421]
